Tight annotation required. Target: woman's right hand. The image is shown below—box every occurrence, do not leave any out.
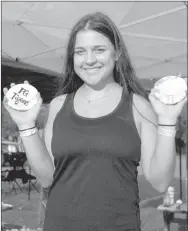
[3,81,43,130]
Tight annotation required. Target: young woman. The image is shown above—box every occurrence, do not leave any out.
[3,12,187,231]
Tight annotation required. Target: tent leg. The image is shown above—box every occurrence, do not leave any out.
[179,147,182,200]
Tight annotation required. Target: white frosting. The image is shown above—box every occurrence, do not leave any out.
[5,84,38,111]
[154,76,187,105]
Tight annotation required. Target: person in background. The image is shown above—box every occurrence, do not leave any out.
[3,12,187,231]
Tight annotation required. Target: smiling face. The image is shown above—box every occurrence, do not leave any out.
[73,30,117,87]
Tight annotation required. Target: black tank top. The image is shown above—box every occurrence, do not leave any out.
[43,90,141,231]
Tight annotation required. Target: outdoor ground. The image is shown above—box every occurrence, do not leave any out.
[2,155,187,231]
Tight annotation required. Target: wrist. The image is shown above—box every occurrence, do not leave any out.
[18,123,36,130]
[19,126,38,137]
[158,117,177,125]
[158,126,177,137]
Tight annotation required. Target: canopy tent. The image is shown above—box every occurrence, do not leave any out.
[1,57,60,103]
[2,1,187,80]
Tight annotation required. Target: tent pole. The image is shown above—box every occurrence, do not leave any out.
[179,146,182,200]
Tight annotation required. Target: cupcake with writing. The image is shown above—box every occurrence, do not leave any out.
[5,84,38,111]
[153,76,187,105]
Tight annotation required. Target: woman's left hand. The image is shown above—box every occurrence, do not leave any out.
[149,89,187,124]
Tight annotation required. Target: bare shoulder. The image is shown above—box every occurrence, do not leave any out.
[44,94,68,160]
[50,94,67,107]
[49,94,68,115]
[46,94,68,126]
[133,93,157,126]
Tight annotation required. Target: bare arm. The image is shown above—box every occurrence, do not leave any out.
[133,94,176,192]
[21,132,54,188]
[20,94,67,188]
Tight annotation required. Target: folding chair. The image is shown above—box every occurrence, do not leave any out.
[1,153,23,194]
[1,168,24,194]
[26,164,40,200]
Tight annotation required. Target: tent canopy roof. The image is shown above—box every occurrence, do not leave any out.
[2,57,60,103]
[2,2,187,79]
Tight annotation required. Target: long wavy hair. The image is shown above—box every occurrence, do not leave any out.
[56,12,148,100]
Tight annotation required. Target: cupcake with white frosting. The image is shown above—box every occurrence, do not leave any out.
[5,84,38,111]
[153,76,187,105]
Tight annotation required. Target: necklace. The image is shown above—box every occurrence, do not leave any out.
[80,83,119,104]
[81,94,108,103]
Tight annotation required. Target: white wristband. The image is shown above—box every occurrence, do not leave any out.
[157,127,177,137]
[20,127,38,137]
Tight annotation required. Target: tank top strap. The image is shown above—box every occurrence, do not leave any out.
[57,92,75,115]
[114,89,133,116]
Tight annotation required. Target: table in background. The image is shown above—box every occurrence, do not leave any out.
[158,203,188,231]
